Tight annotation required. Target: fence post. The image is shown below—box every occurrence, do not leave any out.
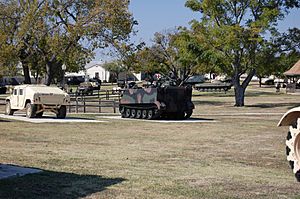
[76,97,78,113]
[99,98,101,113]
[113,101,116,113]
[83,96,86,113]
[69,102,71,113]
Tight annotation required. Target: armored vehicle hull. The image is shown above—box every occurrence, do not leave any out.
[119,86,194,120]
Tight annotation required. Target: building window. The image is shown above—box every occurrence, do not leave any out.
[14,89,17,95]
[19,89,23,95]
[95,72,99,79]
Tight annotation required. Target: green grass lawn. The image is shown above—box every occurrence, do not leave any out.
[0,84,300,198]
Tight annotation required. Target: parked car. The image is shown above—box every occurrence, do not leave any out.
[0,77,20,86]
[261,78,274,85]
[66,76,85,85]
[0,82,7,94]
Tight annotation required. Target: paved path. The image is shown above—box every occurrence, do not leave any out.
[0,114,106,123]
[195,112,284,116]
[98,116,216,123]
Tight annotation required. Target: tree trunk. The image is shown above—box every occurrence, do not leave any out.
[45,62,52,86]
[44,58,62,86]
[259,77,262,87]
[19,48,31,84]
[234,85,245,107]
[22,63,31,84]
[233,69,256,107]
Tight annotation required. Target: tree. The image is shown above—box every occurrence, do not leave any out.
[110,40,144,81]
[0,0,135,85]
[186,0,300,106]
[102,60,126,83]
[135,45,169,77]
[255,28,300,86]
[135,30,208,82]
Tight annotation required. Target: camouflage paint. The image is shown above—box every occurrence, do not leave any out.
[119,85,194,118]
[120,88,158,104]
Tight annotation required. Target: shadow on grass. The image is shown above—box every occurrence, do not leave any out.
[192,117,215,121]
[0,168,125,199]
[192,93,235,97]
[0,119,11,122]
[193,100,228,106]
[26,115,96,121]
[246,102,300,109]
[245,91,279,97]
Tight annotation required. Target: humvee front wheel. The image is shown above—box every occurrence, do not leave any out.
[26,103,37,118]
[5,101,14,115]
[57,105,67,119]
[286,119,300,181]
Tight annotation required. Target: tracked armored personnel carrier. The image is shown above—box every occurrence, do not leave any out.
[119,81,194,120]
[278,108,300,181]
[5,85,70,118]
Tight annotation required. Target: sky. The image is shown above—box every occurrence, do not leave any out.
[129,0,300,44]
[129,0,201,44]
[96,1,300,60]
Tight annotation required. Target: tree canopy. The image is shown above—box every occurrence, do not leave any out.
[134,29,213,82]
[0,0,135,85]
[185,0,300,106]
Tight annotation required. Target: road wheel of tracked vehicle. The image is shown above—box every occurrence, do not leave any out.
[184,109,193,119]
[130,109,136,118]
[136,109,142,119]
[147,109,154,120]
[125,108,131,118]
[142,110,147,119]
[5,101,14,115]
[26,103,37,118]
[286,119,300,181]
[153,109,160,119]
[57,105,67,119]
[119,106,125,114]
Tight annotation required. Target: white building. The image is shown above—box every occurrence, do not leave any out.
[85,61,110,82]
[66,61,142,83]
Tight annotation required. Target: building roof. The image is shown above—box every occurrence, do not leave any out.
[284,59,300,76]
[85,61,104,70]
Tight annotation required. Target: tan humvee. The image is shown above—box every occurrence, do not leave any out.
[5,85,70,118]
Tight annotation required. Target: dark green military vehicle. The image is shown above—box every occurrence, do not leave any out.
[119,82,194,120]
